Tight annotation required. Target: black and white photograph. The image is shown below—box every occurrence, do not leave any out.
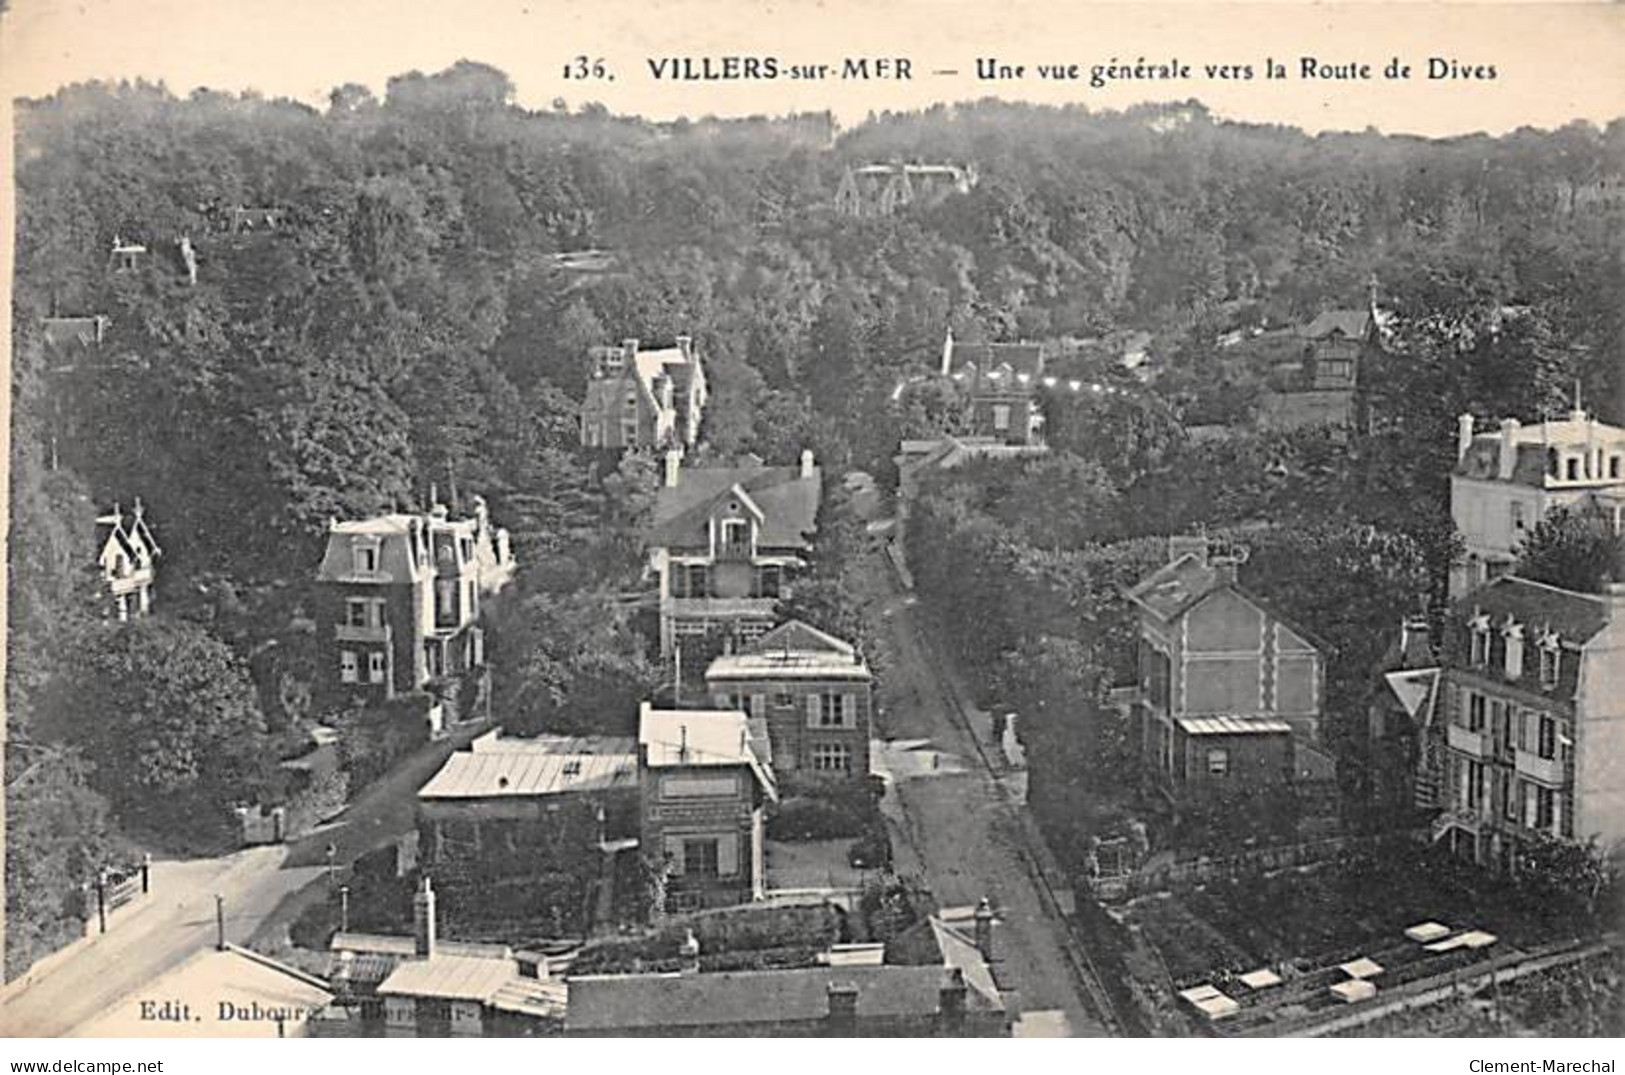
[0,0,1622,1055]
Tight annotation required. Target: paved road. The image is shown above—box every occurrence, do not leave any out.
[867,562,1108,1037]
[2,723,486,1038]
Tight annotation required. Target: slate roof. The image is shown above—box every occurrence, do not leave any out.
[564,961,999,1032]
[418,736,638,800]
[1457,576,1611,645]
[949,340,1046,391]
[1454,413,1625,487]
[647,464,821,550]
[1300,309,1372,340]
[1257,389,1355,430]
[1126,552,1228,621]
[317,514,428,584]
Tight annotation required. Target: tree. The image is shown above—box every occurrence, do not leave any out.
[44,618,272,833]
[1515,504,1625,594]
[4,750,118,978]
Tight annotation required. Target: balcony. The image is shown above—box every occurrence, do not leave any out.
[336,622,391,644]
[1446,723,1491,757]
[1514,749,1567,786]
[664,595,777,620]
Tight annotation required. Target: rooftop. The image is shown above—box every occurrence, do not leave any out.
[75,945,331,1038]
[564,959,999,1032]
[648,462,821,550]
[1300,308,1372,341]
[1458,575,1612,645]
[376,954,519,1003]
[1177,716,1294,736]
[707,620,870,681]
[418,735,638,800]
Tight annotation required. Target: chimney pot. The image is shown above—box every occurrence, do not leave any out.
[1498,418,1520,480]
[664,449,684,488]
[1457,413,1476,462]
[973,897,996,964]
[413,876,437,958]
[800,449,816,479]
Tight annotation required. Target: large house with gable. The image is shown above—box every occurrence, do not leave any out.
[644,450,822,665]
[580,337,708,452]
[1121,537,1336,810]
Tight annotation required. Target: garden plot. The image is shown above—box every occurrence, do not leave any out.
[1114,846,1588,1032]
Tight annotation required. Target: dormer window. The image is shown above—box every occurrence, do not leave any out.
[720,518,751,558]
[1497,621,1522,680]
[1538,635,1561,689]
[1468,615,1491,667]
[353,540,380,574]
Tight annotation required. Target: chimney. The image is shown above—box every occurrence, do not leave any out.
[800,449,816,479]
[1457,413,1477,462]
[679,929,701,974]
[1399,614,1433,667]
[664,448,683,488]
[413,876,437,958]
[938,967,968,1032]
[675,334,693,359]
[826,982,859,1027]
[973,898,996,964]
[940,328,955,377]
[1497,418,1520,480]
[622,338,640,364]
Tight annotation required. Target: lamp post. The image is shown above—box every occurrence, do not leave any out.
[325,843,337,897]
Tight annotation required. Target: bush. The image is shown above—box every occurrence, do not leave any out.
[769,796,869,840]
[847,825,892,870]
[768,775,885,841]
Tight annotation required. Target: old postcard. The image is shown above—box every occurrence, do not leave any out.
[1,0,1622,1052]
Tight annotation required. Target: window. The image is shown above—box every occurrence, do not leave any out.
[1538,640,1561,689]
[340,651,359,684]
[1206,748,1230,776]
[720,519,750,554]
[1534,786,1555,830]
[810,692,853,728]
[1510,501,1526,532]
[367,650,387,685]
[345,599,378,628]
[353,542,379,574]
[1465,691,1486,733]
[1611,455,1622,480]
[774,692,795,708]
[682,838,719,877]
[1503,624,1524,680]
[991,404,1011,431]
[1498,770,1516,821]
[1537,714,1557,760]
[1465,760,1484,811]
[1565,457,1580,481]
[1469,619,1491,667]
[1491,700,1511,757]
[811,742,852,773]
[755,564,782,598]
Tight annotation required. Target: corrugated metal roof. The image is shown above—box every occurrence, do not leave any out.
[377,955,517,1002]
[419,738,637,800]
[1177,716,1293,736]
